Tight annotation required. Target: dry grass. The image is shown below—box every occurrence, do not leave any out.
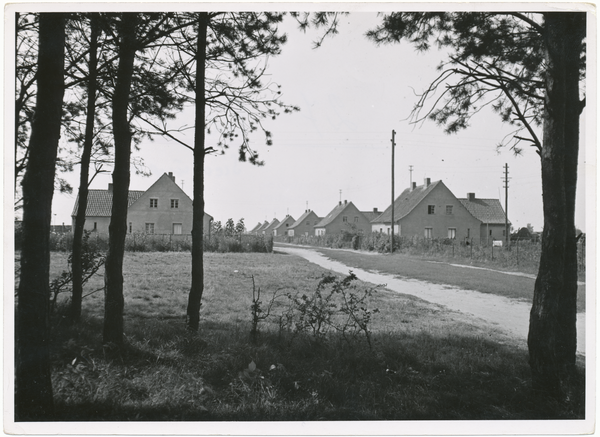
[46,251,585,421]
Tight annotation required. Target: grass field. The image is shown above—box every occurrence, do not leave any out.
[313,248,586,313]
[46,251,585,421]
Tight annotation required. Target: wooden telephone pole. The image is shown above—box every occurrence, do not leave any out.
[503,163,510,247]
[390,130,396,253]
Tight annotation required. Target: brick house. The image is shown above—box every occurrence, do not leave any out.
[248,222,263,234]
[253,220,270,235]
[273,215,296,237]
[288,210,321,237]
[371,178,482,243]
[314,200,371,236]
[458,193,510,245]
[261,218,280,236]
[71,172,212,235]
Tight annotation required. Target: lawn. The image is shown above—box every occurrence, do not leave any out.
[46,251,585,421]
[313,248,586,313]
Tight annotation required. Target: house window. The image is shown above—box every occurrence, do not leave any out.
[171,199,179,209]
[173,223,182,235]
[424,227,433,239]
[150,198,158,208]
[343,216,348,222]
[446,205,453,215]
[129,222,132,233]
[145,223,155,234]
[354,216,359,223]
[428,205,435,214]
[489,229,493,236]
[448,228,456,239]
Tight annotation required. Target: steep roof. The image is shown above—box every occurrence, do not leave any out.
[458,198,510,225]
[373,180,442,223]
[289,210,320,229]
[249,222,263,233]
[361,210,381,223]
[71,189,145,217]
[273,215,295,230]
[263,218,280,233]
[315,201,359,228]
[255,220,270,232]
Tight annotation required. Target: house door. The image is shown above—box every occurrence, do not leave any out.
[173,223,183,234]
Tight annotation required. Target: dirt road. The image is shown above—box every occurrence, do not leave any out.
[276,245,586,356]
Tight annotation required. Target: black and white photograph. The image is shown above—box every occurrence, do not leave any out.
[6,2,595,435]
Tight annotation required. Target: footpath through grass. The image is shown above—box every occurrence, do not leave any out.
[48,251,584,421]
[312,247,586,313]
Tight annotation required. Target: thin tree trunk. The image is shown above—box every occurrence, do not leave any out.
[103,13,137,345]
[186,12,208,332]
[71,14,99,322]
[15,13,65,420]
[528,12,585,399]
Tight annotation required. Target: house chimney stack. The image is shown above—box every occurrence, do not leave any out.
[424,178,431,187]
[108,183,113,192]
[373,207,378,213]
[168,172,175,183]
[412,182,417,191]
[344,200,347,205]
[339,201,342,206]
[468,193,475,201]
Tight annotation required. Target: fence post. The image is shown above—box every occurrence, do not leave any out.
[516,239,519,267]
[470,239,473,259]
[491,242,494,261]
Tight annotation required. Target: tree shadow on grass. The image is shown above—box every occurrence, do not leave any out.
[47,314,585,422]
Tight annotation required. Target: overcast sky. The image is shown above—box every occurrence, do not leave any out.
[46,10,589,233]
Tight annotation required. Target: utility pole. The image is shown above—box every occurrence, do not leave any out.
[409,165,413,188]
[390,130,396,253]
[503,163,510,248]
[339,189,342,203]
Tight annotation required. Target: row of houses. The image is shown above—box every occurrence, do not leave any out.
[251,178,510,245]
[70,173,509,245]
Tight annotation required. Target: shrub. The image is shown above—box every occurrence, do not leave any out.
[276,272,380,348]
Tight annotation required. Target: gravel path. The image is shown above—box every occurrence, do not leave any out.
[276,245,586,356]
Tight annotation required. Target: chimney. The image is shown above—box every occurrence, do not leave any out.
[424,178,431,187]
[412,182,417,191]
[344,200,347,205]
[108,183,113,192]
[373,207,378,213]
[168,172,175,183]
[468,193,475,201]
[339,201,342,206]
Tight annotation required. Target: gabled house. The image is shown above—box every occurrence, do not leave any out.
[314,200,371,236]
[249,222,263,234]
[273,215,296,237]
[458,193,510,244]
[288,209,321,237]
[72,172,212,235]
[253,220,270,235]
[371,178,481,242]
[262,218,280,236]
[360,208,382,223]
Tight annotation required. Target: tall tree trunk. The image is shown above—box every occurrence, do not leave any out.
[186,12,208,332]
[103,13,138,345]
[528,12,585,399]
[71,14,99,322]
[15,13,65,420]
